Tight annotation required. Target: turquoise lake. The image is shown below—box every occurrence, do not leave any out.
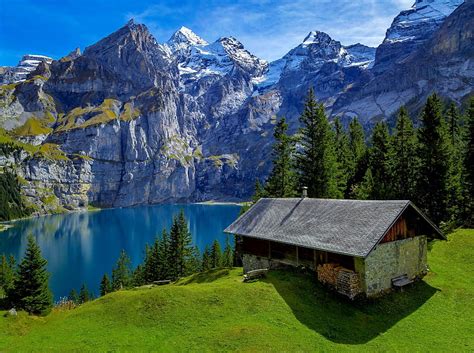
[0,204,241,300]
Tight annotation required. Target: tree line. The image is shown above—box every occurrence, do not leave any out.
[256,89,474,228]
[93,210,233,298]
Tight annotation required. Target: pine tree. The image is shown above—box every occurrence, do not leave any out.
[353,168,374,200]
[252,179,266,203]
[416,94,450,224]
[0,255,15,294]
[157,229,171,280]
[78,283,90,304]
[13,235,52,315]
[333,117,353,196]
[210,240,222,268]
[445,102,464,223]
[264,117,297,197]
[389,107,419,199]
[296,88,339,198]
[222,236,234,267]
[186,246,202,275]
[169,210,193,280]
[99,274,112,296]
[202,245,212,271]
[132,264,146,286]
[112,249,132,290]
[367,122,392,199]
[463,97,474,226]
[68,289,79,304]
[347,118,367,197]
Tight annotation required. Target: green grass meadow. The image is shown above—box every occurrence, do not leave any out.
[1,229,473,352]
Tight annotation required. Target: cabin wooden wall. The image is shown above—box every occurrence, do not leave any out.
[380,216,417,243]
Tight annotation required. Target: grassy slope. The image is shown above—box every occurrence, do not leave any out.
[1,229,473,352]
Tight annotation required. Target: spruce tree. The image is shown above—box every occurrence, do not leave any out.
[334,117,353,196]
[157,229,171,280]
[296,88,339,198]
[186,246,202,275]
[252,179,266,203]
[264,117,297,197]
[112,249,132,290]
[210,240,222,268]
[416,94,450,224]
[132,264,146,286]
[368,122,392,199]
[100,274,112,296]
[202,245,212,271]
[222,236,234,267]
[78,283,90,304]
[463,97,474,226]
[68,289,79,304]
[13,235,52,315]
[389,107,419,200]
[347,118,367,197]
[445,102,464,222]
[353,169,374,200]
[169,210,193,279]
[0,255,15,294]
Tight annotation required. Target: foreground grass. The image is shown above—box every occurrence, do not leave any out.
[1,229,473,352]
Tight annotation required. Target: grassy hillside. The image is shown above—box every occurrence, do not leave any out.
[1,229,473,352]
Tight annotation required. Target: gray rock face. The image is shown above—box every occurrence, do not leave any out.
[0,54,53,84]
[0,1,471,212]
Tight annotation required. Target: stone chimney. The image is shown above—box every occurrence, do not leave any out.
[302,186,308,198]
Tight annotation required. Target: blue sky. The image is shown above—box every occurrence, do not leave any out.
[0,0,414,66]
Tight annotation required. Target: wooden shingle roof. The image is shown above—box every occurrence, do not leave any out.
[225,198,444,258]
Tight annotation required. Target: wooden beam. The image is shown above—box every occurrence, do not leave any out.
[268,240,271,259]
[296,246,299,266]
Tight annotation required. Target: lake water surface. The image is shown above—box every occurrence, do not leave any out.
[0,204,241,299]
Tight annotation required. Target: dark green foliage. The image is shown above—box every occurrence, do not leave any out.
[296,89,339,198]
[210,240,222,269]
[222,236,234,267]
[252,179,266,203]
[186,246,202,275]
[99,274,112,297]
[169,210,193,280]
[0,170,31,221]
[0,254,16,307]
[334,118,353,196]
[13,235,52,315]
[68,289,79,304]
[367,122,392,199]
[132,264,146,286]
[463,97,474,226]
[78,283,91,304]
[264,117,297,197]
[347,118,367,197]
[157,230,171,279]
[112,250,132,290]
[416,94,450,223]
[389,107,419,199]
[202,245,212,271]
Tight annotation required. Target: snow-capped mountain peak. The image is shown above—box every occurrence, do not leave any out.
[167,26,208,52]
[302,31,334,47]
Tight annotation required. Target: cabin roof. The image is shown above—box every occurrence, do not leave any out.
[225,198,444,258]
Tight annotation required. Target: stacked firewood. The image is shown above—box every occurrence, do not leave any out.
[317,263,342,286]
[317,263,362,299]
[336,269,362,299]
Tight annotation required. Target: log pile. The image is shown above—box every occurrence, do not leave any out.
[317,263,362,299]
[317,263,342,286]
[336,269,362,299]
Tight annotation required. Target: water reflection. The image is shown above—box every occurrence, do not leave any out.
[0,204,240,299]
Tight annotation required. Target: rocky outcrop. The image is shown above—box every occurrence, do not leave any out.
[0,54,53,84]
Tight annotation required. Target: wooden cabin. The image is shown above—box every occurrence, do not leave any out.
[225,198,444,298]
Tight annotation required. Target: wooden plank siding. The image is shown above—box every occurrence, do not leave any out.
[380,216,416,243]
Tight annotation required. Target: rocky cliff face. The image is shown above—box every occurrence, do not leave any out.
[0,1,471,211]
[0,54,53,84]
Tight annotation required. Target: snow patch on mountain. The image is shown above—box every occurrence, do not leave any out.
[385,0,464,44]
[0,54,53,84]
